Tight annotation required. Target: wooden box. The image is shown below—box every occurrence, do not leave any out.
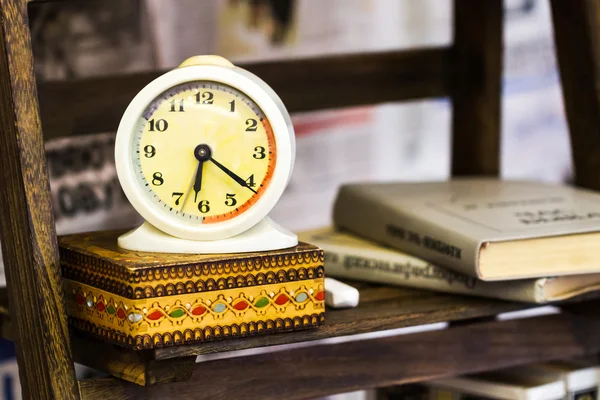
[59,230,325,350]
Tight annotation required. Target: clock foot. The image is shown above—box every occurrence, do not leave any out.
[117,217,298,254]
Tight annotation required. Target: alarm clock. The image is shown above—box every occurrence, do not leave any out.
[115,55,297,253]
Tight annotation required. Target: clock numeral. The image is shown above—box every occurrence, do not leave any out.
[225,193,237,207]
[152,172,164,186]
[253,146,266,159]
[245,118,258,131]
[229,100,235,112]
[148,119,168,132]
[169,99,184,112]
[245,174,256,187]
[144,145,156,158]
[198,200,210,213]
[196,91,214,104]
[172,192,183,205]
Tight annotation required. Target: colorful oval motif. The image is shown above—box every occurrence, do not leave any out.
[128,313,143,323]
[254,297,269,308]
[148,310,164,320]
[275,294,289,305]
[233,301,248,311]
[107,305,116,315]
[191,305,206,316]
[116,308,126,319]
[75,293,84,305]
[96,301,105,312]
[295,293,308,303]
[86,296,94,308]
[315,291,325,301]
[213,303,226,313]
[169,308,185,318]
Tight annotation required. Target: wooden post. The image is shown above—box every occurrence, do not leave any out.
[0,0,80,398]
[451,0,503,176]
[550,0,600,191]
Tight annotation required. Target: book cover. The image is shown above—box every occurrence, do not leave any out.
[426,370,566,400]
[516,361,600,400]
[299,227,600,303]
[333,178,600,280]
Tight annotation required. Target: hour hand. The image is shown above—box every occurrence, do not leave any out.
[193,161,204,202]
[192,144,211,202]
[210,157,257,194]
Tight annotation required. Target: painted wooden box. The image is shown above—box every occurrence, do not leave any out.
[59,230,325,350]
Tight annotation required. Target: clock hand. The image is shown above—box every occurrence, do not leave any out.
[193,160,204,203]
[179,166,197,212]
[210,157,258,194]
[180,144,212,212]
[191,143,212,203]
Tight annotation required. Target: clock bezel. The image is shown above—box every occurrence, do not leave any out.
[115,64,295,241]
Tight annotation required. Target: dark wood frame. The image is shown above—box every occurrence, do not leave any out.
[0,0,598,398]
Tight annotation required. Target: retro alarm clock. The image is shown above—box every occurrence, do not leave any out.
[115,55,297,253]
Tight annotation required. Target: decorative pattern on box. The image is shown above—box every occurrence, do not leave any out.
[59,230,325,350]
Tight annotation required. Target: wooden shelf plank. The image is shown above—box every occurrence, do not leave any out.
[150,281,532,360]
[0,0,80,399]
[37,48,452,140]
[2,281,597,391]
[70,334,196,386]
[78,311,600,400]
[0,281,537,386]
[450,0,502,176]
[550,0,600,191]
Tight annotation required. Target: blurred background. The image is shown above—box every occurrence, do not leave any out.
[0,0,574,398]
[27,0,571,247]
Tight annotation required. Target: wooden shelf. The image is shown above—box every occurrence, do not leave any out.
[74,281,600,399]
[3,281,599,398]
[1,0,599,398]
[78,311,600,400]
[37,48,451,140]
[148,280,535,360]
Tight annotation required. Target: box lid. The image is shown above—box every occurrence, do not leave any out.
[59,230,324,299]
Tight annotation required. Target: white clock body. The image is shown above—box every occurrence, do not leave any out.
[114,56,297,253]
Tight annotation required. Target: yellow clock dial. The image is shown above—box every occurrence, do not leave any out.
[133,81,276,224]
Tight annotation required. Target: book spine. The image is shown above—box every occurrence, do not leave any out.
[321,243,543,303]
[333,186,483,278]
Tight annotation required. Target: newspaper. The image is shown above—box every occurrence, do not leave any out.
[18,0,572,252]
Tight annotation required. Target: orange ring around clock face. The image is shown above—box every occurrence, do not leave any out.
[135,81,277,224]
[202,118,277,224]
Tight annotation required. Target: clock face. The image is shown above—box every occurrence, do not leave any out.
[132,81,276,224]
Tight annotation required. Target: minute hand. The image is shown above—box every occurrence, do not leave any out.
[210,157,257,194]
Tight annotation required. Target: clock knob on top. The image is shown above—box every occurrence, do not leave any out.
[114,55,297,253]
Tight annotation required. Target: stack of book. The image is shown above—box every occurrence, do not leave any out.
[300,178,600,303]
[424,359,600,399]
[376,359,600,399]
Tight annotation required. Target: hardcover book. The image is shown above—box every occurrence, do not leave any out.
[512,359,600,400]
[333,178,600,280]
[299,227,600,303]
[516,361,600,400]
[426,370,567,400]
